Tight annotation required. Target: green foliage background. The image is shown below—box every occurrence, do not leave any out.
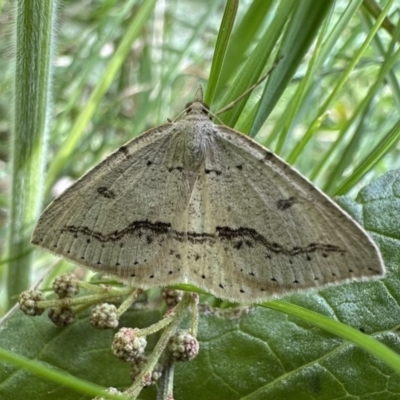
[0,0,400,399]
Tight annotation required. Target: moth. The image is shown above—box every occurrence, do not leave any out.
[32,86,384,303]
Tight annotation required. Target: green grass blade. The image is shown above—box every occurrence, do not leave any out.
[264,300,400,376]
[323,45,400,194]
[249,0,335,137]
[286,0,394,165]
[215,0,274,93]
[45,0,157,191]
[265,0,363,154]
[205,0,238,105]
[218,0,295,129]
[333,119,400,196]
[0,346,129,400]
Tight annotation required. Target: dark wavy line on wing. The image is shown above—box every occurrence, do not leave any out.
[60,220,344,256]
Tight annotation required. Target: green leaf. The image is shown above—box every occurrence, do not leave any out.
[0,307,161,400]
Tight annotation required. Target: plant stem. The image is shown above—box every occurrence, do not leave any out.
[156,355,175,400]
[7,0,58,308]
[125,292,191,398]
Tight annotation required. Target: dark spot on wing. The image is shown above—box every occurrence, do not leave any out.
[118,145,129,158]
[168,166,183,173]
[97,186,115,199]
[236,165,243,170]
[368,267,382,274]
[146,160,153,166]
[234,240,243,250]
[277,196,297,211]
[205,168,221,175]
[262,151,273,161]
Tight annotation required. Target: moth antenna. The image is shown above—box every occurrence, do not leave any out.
[215,55,284,116]
[194,84,204,102]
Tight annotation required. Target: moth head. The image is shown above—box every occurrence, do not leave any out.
[184,101,212,119]
[182,84,212,119]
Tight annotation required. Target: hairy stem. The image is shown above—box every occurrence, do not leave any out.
[7,0,58,307]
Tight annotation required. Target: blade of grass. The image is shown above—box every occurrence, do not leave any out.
[126,1,221,131]
[311,12,400,191]
[272,19,328,155]
[363,17,400,110]
[215,0,275,93]
[264,300,400,376]
[323,45,400,195]
[286,0,394,165]
[0,346,129,400]
[363,0,397,37]
[263,1,363,152]
[333,119,400,196]
[249,0,335,137]
[52,0,139,139]
[218,0,295,129]
[45,0,157,192]
[205,0,238,105]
